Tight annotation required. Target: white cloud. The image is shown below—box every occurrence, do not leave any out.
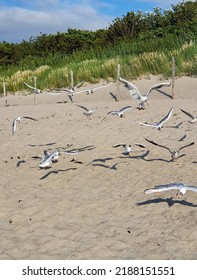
[137,0,196,9]
[0,1,113,42]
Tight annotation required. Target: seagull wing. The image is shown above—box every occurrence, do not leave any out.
[112,144,126,148]
[144,183,183,194]
[119,106,133,114]
[177,142,195,152]
[12,118,17,135]
[146,82,171,97]
[186,186,197,192]
[119,77,142,100]
[133,143,146,148]
[74,81,84,89]
[137,121,157,128]
[75,104,89,112]
[145,138,172,153]
[24,82,36,90]
[157,108,173,127]
[22,116,37,121]
[92,83,112,91]
[180,108,195,120]
[43,150,51,158]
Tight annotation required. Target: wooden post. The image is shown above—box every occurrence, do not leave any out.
[116,64,121,101]
[172,57,175,99]
[70,70,74,89]
[33,76,37,105]
[3,81,8,106]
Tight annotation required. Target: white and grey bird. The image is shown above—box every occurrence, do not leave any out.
[144,183,197,198]
[180,108,197,124]
[39,149,78,169]
[113,143,146,156]
[137,108,173,130]
[74,104,100,118]
[100,106,132,123]
[119,77,171,109]
[145,138,194,160]
[24,82,41,94]
[63,80,84,94]
[12,116,38,135]
[71,83,112,95]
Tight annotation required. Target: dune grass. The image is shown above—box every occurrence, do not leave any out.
[0,38,197,94]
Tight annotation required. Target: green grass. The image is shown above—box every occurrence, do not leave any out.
[0,37,197,94]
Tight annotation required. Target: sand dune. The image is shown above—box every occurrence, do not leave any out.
[0,75,197,260]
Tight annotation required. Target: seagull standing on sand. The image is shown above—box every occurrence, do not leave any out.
[119,77,171,109]
[144,183,197,198]
[180,108,197,124]
[137,108,173,130]
[24,82,41,94]
[145,138,194,160]
[12,116,38,135]
[100,106,132,123]
[74,104,100,118]
[113,143,146,156]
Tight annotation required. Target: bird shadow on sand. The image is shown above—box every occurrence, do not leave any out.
[87,157,120,170]
[28,142,57,147]
[166,121,183,129]
[117,150,150,160]
[91,162,120,170]
[142,154,186,163]
[156,88,172,99]
[40,168,77,180]
[136,197,197,208]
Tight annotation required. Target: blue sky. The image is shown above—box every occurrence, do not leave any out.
[0,0,193,43]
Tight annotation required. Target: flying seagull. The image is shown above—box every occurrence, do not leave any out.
[39,149,79,169]
[100,106,132,123]
[145,138,194,160]
[180,108,197,124]
[144,183,197,198]
[71,83,112,95]
[74,104,100,118]
[63,80,84,93]
[12,116,38,135]
[113,143,146,156]
[119,77,171,109]
[24,82,41,94]
[137,108,173,130]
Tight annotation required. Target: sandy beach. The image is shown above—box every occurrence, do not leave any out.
[0,75,196,260]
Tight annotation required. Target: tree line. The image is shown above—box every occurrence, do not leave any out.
[0,1,197,68]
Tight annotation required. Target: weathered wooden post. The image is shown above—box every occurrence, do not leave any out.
[33,76,37,105]
[172,57,175,99]
[116,64,121,101]
[70,70,74,89]
[3,81,7,106]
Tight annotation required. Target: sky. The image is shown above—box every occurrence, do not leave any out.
[0,0,193,43]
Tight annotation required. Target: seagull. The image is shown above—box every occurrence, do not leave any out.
[63,80,84,93]
[24,82,41,94]
[145,138,194,160]
[144,183,197,198]
[39,149,79,169]
[12,116,38,135]
[119,77,171,109]
[71,83,112,95]
[113,143,146,156]
[137,108,173,130]
[180,108,197,124]
[74,104,100,118]
[62,81,84,102]
[100,106,132,123]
